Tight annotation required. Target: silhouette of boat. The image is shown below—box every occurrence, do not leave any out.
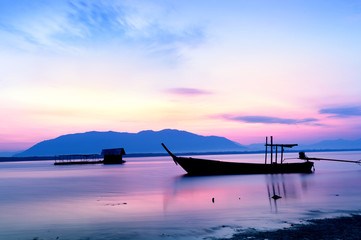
[161,137,314,175]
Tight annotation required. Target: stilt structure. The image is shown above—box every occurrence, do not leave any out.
[54,148,126,165]
[265,136,298,164]
[101,148,126,164]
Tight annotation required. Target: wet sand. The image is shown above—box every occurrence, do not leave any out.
[223,214,361,240]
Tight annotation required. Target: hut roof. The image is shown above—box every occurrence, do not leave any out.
[101,148,126,155]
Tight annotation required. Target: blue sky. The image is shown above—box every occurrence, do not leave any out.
[1,0,361,151]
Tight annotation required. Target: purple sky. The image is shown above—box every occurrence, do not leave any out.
[1,0,361,151]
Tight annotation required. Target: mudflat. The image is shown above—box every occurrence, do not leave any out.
[223,214,361,240]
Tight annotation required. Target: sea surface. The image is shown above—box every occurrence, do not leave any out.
[0,151,361,240]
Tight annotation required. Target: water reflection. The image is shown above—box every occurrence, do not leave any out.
[165,173,315,215]
[265,174,312,212]
[1,153,360,240]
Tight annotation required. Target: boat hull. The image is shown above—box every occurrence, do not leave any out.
[174,156,314,175]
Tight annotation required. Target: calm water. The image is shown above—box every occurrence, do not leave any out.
[1,151,361,240]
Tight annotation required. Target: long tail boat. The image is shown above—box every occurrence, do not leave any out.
[161,136,314,175]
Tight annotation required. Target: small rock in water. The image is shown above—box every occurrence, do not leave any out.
[212,197,215,203]
[272,194,282,199]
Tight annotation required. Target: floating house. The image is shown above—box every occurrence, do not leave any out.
[101,148,126,164]
[54,148,126,165]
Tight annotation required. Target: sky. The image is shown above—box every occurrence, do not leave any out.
[1,0,361,151]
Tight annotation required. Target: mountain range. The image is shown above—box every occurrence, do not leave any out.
[14,129,246,157]
[10,129,361,157]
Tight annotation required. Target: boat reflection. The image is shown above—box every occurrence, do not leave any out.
[164,173,314,214]
[266,174,297,212]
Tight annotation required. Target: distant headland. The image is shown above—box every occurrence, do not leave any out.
[1,129,361,158]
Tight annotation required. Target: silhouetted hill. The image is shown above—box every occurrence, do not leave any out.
[244,138,361,151]
[0,151,21,157]
[298,138,361,150]
[14,129,246,157]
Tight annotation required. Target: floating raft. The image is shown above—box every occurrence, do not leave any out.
[54,154,104,165]
[54,148,126,165]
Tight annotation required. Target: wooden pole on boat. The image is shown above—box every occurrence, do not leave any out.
[281,147,284,164]
[275,145,278,164]
[298,153,361,164]
[270,136,273,164]
[310,158,361,164]
[265,136,268,164]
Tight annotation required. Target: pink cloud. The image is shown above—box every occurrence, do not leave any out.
[165,88,212,96]
[221,114,321,126]
[319,106,361,118]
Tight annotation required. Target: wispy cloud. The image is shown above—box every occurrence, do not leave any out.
[165,88,212,96]
[223,115,319,125]
[0,1,206,55]
[319,106,361,118]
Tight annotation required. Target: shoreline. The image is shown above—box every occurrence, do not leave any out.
[1,148,361,163]
[221,214,361,240]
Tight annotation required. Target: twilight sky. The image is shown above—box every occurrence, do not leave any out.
[1,0,361,151]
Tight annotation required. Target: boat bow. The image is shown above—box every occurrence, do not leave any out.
[161,143,178,165]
